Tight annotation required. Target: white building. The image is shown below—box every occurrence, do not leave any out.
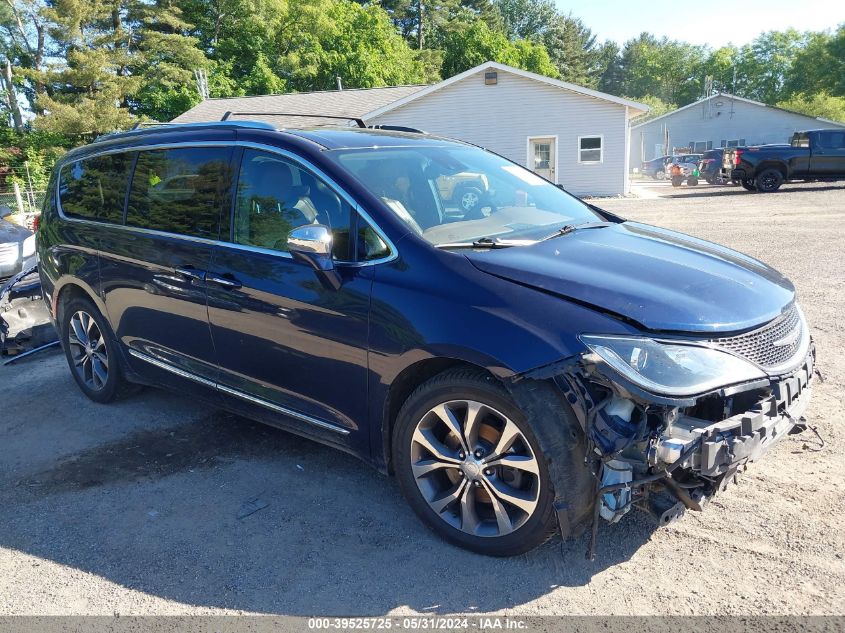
[630,92,845,167]
[173,61,649,197]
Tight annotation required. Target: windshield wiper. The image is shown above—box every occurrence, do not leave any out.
[435,236,538,249]
[539,221,613,242]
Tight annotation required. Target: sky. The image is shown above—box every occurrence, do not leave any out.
[561,0,845,48]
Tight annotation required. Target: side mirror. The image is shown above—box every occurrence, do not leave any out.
[288,224,333,270]
[287,224,342,290]
[0,206,12,219]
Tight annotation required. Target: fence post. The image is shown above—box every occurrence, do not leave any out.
[13,182,25,214]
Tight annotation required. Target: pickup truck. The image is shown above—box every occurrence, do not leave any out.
[722,129,845,192]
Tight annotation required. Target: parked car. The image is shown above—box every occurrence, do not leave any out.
[723,130,845,192]
[38,122,815,557]
[436,171,489,213]
[0,206,36,283]
[668,154,702,186]
[641,155,673,179]
[698,149,726,184]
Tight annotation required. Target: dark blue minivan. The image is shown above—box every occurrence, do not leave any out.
[37,122,814,556]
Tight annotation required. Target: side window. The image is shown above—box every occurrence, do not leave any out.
[127,147,233,238]
[58,153,133,223]
[817,131,845,149]
[233,149,353,259]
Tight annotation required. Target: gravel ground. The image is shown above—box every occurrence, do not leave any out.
[1,181,843,616]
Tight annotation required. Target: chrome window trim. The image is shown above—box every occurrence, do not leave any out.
[54,140,399,266]
[128,348,350,435]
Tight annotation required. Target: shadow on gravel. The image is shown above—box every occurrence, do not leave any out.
[0,398,658,615]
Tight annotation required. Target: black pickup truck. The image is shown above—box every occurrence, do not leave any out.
[723,129,845,192]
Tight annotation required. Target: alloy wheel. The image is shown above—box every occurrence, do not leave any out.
[410,400,541,537]
[460,191,480,211]
[67,310,109,391]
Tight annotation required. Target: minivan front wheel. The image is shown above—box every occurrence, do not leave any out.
[61,297,125,403]
[393,369,557,556]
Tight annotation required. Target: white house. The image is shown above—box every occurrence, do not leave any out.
[630,92,845,167]
[173,62,649,196]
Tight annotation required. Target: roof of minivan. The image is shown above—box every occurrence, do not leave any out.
[284,127,470,150]
[62,122,469,163]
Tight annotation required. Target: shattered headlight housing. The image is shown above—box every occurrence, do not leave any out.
[580,335,766,397]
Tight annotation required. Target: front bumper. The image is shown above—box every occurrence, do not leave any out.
[653,352,814,477]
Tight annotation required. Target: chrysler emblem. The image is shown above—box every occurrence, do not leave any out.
[772,325,800,347]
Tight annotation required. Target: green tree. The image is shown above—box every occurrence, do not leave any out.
[441,19,556,77]
[494,0,603,86]
[178,0,429,94]
[733,29,804,104]
[777,92,845,124]
[30,0,207,134]
[784,26,845,98]
[616,32,706,105]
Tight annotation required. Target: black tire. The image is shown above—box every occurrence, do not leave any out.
[705,176,716,185]
[59,295,127,403]
[671,175,683,187]
[455,185,483,213]
[687,177,699,186]
[741,178,757,192]
[756,168,784,192]
[393,369,559,556]
[653,169,666,180]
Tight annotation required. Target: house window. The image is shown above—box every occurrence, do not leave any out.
[689,141,712,153]
[578,136,602,163]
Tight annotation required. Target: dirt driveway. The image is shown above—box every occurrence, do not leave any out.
[1,182,844,616]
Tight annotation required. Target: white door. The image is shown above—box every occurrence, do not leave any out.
[529,137,556,181]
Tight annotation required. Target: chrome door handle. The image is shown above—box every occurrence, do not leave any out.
[206,273,242,290]
[175,267,206,282]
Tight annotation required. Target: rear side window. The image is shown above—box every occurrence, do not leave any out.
[127,147,233,238]
[58,153,133,223]
[817,131,845,149]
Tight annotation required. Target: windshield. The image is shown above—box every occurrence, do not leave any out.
[327,145,602,246]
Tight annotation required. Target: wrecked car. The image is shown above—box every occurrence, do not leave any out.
[37,121,814,557]
[1,205,37,282]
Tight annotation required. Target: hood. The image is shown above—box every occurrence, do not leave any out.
[0,218,30,243]
[465,222,795,333]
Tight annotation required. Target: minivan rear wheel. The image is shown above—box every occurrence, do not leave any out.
[60,296,126,403]
[393,369,558,556]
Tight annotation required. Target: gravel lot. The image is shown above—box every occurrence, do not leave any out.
[1,181,843,616]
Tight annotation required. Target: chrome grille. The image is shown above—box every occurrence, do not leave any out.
[712,305,804,370]
[0,242,19,266]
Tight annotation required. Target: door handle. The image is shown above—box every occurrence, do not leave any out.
[175,267,206,282]
[206,273,242,290]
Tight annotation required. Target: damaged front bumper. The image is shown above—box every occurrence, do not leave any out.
[530,338,816,559]
[652,352,813,478]
[1,265,57,361]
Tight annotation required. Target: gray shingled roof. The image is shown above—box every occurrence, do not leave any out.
[171,85,427,127]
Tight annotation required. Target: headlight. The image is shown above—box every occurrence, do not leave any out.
[580,335,766,396]
[22,234,36,258]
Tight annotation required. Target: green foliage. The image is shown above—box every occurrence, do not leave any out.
[614,33,706,105]
[441,20,557,77]
[784,26,845,98]
[627,95,677,123]
[777,92,845,124]
[733,29,805,104]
